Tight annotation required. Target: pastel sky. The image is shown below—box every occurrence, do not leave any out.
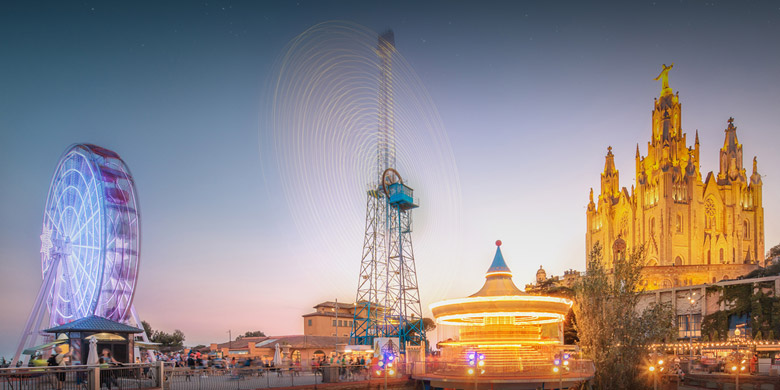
[1,1,779,356]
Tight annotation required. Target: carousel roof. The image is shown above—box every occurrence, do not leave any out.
[430,241,572,326]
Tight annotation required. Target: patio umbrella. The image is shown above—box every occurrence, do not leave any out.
[86,338,99,366]
[273,343,282,366]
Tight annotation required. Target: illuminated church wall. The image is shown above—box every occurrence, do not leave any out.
[586,66,765,289]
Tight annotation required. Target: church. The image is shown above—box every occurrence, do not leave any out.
[586,64,765,289]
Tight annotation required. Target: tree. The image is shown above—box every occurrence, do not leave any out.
[767,243,780,261]
[573,243,675,390]
[236,330,266,339]
[140,321,185,352]
[141,321,153,338]
[527,279,578,344]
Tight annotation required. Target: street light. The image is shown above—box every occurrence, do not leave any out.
[648,357,664,390]
[377,351,395,390]
[468,352,485,390]
[553,352,570,390]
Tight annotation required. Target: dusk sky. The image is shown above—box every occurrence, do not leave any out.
[1,1,779,356]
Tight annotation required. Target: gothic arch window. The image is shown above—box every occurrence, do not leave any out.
[647,258,658,267]
[662,279,672,289]
[620,214,629,238]
[723,275,729,280]
[705,198,716,229]
[707,250,711,265]
[743,220,750,240]
[719,248,724,263]
[675,256,683,266]
[712,277,716,283]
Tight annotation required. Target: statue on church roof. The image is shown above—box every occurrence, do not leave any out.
[654,63,674,95]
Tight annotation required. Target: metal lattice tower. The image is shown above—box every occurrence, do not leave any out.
[352,30,426,353]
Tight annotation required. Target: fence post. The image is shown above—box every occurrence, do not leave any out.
[158,361,165,389]
[91,367,100,390]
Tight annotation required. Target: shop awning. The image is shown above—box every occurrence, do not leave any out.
[22,339,67,355]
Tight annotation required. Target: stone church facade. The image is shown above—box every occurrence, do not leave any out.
[586,67,765,289]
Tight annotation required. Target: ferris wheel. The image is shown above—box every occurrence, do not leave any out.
[13,144,144,364]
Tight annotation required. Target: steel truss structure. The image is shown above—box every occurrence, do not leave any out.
[352,30,426,353]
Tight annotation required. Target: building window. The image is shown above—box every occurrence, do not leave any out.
[332,320,337,327]
[675,256,683,266]
[705,199,716,229]
[707,250,711,265]
[676,214,683,234]
[678,314,702,339]
[308,319,312,326]
[338,320,343,327]
[720,248,724,263]
[744,220,750,240]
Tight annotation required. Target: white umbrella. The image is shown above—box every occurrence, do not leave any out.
[273,343,282,366]
[86,338,99,366]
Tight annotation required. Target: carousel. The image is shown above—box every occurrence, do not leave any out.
[419,241,594,389]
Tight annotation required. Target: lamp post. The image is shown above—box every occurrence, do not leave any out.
[377,350,394,390]
[467,352,485,390]
[553,351,570,390]
[648,357,664,390]
[731,329,746,390]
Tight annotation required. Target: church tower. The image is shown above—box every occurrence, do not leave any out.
[586,65,765,289]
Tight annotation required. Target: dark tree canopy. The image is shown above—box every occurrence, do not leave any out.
[236,330,266,339]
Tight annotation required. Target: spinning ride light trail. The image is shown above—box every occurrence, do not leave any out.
[12,144,149,366]
[264,21,463,339]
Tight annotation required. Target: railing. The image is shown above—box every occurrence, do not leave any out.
[412,359,596,378]
[165,364,397,389]
[0,363,163,390]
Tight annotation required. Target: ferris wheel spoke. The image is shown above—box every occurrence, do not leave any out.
[71,244,101,250]
[68,210,101,242]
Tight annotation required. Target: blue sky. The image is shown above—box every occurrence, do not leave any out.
[1,1,779,355]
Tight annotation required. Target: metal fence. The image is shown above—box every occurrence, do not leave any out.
[164,364,397,390]
[1,363,406,390]
[0,364,163,390]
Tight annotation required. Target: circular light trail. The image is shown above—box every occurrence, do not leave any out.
[262,21,462,289]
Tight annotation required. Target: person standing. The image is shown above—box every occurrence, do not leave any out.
[51,345,70,390]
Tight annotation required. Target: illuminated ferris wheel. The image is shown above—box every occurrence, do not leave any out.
[41,143,140,324]
[13,144,143,365]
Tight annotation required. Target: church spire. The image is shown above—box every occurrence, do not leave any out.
[751,156,762,185]
[601,146,619,199]
[604,146,616,173]
[718,117,745,183]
